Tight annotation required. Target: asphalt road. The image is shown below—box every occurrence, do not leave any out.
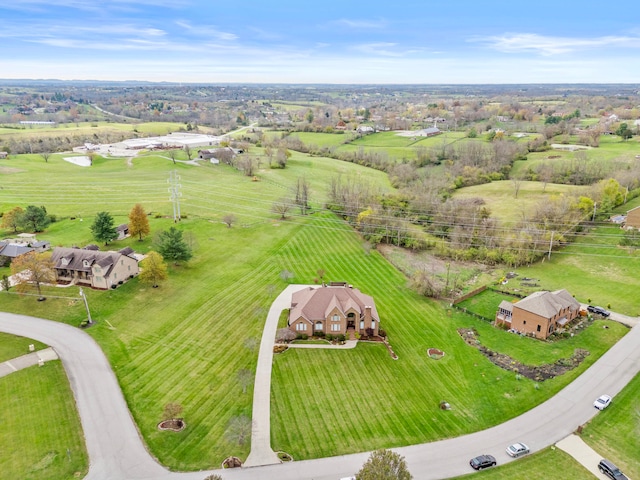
[1,310,639,480]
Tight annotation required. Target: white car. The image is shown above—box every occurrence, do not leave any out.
[506,442,530,457]
[594,394,612,410]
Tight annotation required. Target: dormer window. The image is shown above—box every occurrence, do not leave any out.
[83,260,91,267]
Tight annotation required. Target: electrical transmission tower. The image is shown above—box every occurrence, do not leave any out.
[168,170,182,222]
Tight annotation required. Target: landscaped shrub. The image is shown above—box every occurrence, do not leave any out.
[337,334,346,342]
[315,331,325,338]
[378,328,387,338]
[326,334,333,341]
[295,333,308,340]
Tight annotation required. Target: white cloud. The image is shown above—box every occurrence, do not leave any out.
[352,42,419,57]
[474,33,640,55]
[336,18,387,29]
[174,20,238,41]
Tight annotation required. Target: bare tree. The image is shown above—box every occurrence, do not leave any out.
[272,198,293,219]
[163,402,183,421]
[279,269,294,282]
[222,213,237,228]
[184,145,195,160]
[237,155,257,176]
[237,369,254,394]
[167,149,177,164]
[41,152,51,163]
[224,415,252,446]
[512,175,524,198]
[294,176,310,215]
[276,327,296,343]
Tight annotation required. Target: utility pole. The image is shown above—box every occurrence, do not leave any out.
[592,202,597,222]
[548,231,554,260]
[79,287,92,324]
[168,170,182,223]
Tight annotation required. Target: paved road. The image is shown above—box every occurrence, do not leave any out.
[2,305,640,480]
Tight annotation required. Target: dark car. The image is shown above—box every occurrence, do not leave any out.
[587,305,610,317]
[469,454,496,470]
[598,459,628,479]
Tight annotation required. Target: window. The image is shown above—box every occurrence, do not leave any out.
[523,320,527,325]
[371,320,376,329]
[315,322,323,331]
[360,321,365,329]
[331,324,341,332]
[296,323,307,331]
[536,325,541,332]
[332,314,340,321]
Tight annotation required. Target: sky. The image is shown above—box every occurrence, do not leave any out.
[2,0,640,84]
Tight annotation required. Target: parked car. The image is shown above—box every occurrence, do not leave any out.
[594,394,612,410]
[469,454,496,470]
[587,305,610,317]
[506,442,530,457]
[598,458,628,479]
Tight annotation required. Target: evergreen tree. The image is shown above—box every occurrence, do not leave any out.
[155,226,193,265]
[128,204,150,241]
[139,251,168,288]
[19,205,50,232]
[90,211,118,245]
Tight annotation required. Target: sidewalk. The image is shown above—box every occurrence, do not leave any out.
[556,434,611,480]
[0,347,58,378]
[285,340,358,349]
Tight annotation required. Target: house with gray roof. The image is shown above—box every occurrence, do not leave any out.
[288,282,379,337]
[51,247,139,289]
[495,289,581,339]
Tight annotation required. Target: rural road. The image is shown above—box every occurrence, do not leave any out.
[1,301,639,479]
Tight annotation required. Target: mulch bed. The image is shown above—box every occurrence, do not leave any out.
[458,328,589,382]
[157,419,185,432]
[427,348,445,359]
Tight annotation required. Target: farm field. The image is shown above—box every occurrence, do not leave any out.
[452,447,594,479]
[0,361,88,480]
[581,371,640,480]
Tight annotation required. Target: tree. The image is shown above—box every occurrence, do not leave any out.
[616,122,633,141]
[305,109,314,123]
[155,226,193,265]
[41,152,51,163]
[184,145,195,160]
[10,251,56,297]
[222,213,237,228]
[511,176,523,199]
[224,415,252,446]
[19,205,50,232]
[279,269,294,282]
[128,203,150,241]
[203,475,223,480]
[272,198,293,220]
[1,275,11,292]
[90,211,118,245]
[1,206,24,233]
[167,149,177,164]
[276,327,296,343]
[356,449,413,480]
[294,177,310,215]
[237,369,254,394]
[139,251,168,288]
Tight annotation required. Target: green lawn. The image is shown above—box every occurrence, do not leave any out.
[581,371,640,480]
[456,288,520,320]
[452,181,587,224]
[0,332,47,362]
[452,447,595,479]
[0,361,88,480]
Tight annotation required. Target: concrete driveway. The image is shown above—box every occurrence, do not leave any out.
[2,301,639,480]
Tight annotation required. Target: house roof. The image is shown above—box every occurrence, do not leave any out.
[290,284,379,324]
[51,247,133,277]
[118,246,135,257]
[513,289,580,319]
[117,224,129,232]
[0,242,34,258]
[498,300,514,313]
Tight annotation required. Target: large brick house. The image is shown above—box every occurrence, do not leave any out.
[51,246,139,289]
[495,289,581,339]
[289,283,379,336]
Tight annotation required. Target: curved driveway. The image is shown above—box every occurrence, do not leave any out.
[2,302,640,479]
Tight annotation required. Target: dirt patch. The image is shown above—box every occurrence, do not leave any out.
[458,328,589,382]
[0,166,25,174]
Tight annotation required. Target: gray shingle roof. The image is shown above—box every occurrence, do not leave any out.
[514,289,580,319]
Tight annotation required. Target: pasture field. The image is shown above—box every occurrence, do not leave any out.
[289,131,351,147]
[0,361,88,480]
[0,121,185,144]
[0,332,46,362]
[0,146,636,471]
[452,180,587,224]
[581,371,640,480]
[452,447,594,479]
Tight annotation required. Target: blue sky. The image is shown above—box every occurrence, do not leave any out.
[2,0,639,83]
